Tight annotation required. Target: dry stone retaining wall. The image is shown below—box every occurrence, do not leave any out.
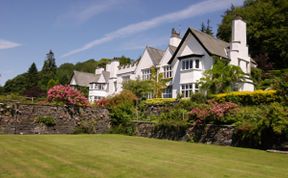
[0,103,110,134]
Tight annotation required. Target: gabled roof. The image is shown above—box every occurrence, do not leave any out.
[168,45,177,54]
[71,70,97,87]
[146,46,165,65]
[190,28,229,58]
[168,28,229,64]
[102,71,110,82]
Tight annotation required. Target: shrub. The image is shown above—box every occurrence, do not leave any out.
[189,102,238,124]
[93,98,109,107]
[214,90,278,105]
[190,93,208,104]
[47,85,89,107]
[231,103,288,149]
[142,98,176,106]
[74,120,97,134]
[157,108,188,122]
[274,74,288,104]
[107,90,138,106]
[109,102,136,126]
[36,116,56,127]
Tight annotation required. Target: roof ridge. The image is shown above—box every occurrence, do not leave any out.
[189,27,229,44]
[146,46,165,53]
[74,70,94,75]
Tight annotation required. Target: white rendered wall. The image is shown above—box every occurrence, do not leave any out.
[135,48,155,79]
[170,33,214,98]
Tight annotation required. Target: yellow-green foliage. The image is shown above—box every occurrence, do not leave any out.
[142,98,176,106]
[214,90,278,105]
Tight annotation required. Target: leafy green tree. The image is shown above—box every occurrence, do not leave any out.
[47,79,59,90]
[117,56,132,66]
[56,63,74,84]
[150,66,170,98]
[199,58,244,94]
[0,85,4,95]
[123,79,153,99]
[4,74,28,94]
[217,0,288,69]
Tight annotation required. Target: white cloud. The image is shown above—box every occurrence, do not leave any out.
[120,36,168,51]
[0,39,21,49]
[62,0,241,57]
[57,0,129,24]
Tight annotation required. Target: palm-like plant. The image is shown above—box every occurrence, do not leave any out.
[199,57,244,94]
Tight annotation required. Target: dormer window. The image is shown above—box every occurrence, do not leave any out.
[181,58,201,71]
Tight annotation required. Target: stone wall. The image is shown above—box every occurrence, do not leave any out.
[133,121,234,146]
[0,103,110,134]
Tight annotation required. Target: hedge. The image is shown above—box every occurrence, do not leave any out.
[214,90,279,105]
[142,98,177,106]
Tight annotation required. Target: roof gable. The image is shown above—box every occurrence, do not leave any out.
[146,46,165,65]
[71,70,97,87]
[168,28,229,64]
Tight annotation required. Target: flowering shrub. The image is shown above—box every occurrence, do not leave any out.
[214,90,278,105]
[47,85,89,107]
[94,98,109,107]
[189,101,238,124]
[209,101,238,118]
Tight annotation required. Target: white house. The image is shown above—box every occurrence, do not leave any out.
[70,16,256,102]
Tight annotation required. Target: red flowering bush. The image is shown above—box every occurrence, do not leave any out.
[209,101,238,118]
[189,101,238,124]
[47,85,89,107]
[95,98,109,107]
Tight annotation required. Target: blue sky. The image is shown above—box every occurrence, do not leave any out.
[0,0,244,85]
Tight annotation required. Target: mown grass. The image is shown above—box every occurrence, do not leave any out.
[0,134,287,178]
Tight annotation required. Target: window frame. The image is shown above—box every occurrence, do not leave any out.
[181,58,201,71]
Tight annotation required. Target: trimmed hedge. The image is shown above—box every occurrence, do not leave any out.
[214,90,278,105]
[142,98,176,106]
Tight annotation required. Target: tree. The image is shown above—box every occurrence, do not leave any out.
[150,66,170,98]
[56,63,74,84]
[4,74,28,94]
[39,50,58,90]
[26,62,38,88]
[217,0,288,69]
[117,56,132,66]
[200,19,213,36]
[199,58,244,94]
[123,79,153,99]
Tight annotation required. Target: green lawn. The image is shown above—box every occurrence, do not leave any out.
[0,135,287,178]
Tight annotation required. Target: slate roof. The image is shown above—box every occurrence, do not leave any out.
[102,71,110,82]
[189,28,229,59]
[71,71,97,87]
[168,45,177,54]
[146,46,165,65]
[71,70,110,87]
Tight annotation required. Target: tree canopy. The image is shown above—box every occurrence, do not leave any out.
[217,0,288,69]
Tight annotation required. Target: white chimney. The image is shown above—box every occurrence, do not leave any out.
[95,68,104,75]
[169,28,181,47]
[106,59,119,78]
[229,16,249,66]
[232,15,247,45]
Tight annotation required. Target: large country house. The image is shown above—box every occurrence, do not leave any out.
[70,16,256,103]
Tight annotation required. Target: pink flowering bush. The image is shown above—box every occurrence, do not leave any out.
[189,101,238,124]
[47,85,89,107]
